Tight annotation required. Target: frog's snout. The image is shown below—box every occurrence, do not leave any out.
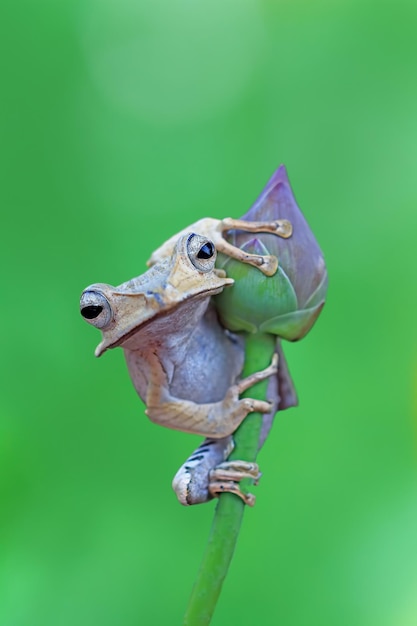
[80,289,113,329]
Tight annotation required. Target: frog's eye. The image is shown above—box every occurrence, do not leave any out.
[80,291,113,329]
[187,234,216,272]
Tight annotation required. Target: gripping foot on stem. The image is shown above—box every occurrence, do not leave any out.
[209,461,262,507]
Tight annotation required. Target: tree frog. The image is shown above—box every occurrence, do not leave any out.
[80,227,296,505]
[147,216,292,276]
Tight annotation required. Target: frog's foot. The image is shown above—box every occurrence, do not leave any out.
[215,238,278,277]
[215,217,293,277]
[215,352,277,434]
[209,461,262,507]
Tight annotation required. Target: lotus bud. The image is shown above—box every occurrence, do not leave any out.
[214,166,328,340]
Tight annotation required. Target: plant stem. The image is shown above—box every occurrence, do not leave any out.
[183,332,276,626]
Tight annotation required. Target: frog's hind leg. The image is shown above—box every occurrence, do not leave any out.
[172,437,261,506]
[173,437,233,506]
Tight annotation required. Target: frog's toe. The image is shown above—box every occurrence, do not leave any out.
[209,481,257,506]
[242,398,273,414]
[208,460,262,506]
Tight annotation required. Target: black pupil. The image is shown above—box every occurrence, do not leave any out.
[197,242,214,260]
[81,305,103,319]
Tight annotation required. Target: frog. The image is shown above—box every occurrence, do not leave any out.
[147,216,292,276]
[80,228,297,505]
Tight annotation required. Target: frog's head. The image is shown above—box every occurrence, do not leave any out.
[80,233,233,356]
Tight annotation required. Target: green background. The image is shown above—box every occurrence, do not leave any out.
[1,1,417,624]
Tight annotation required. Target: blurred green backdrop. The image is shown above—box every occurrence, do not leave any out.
[1,0,417,624]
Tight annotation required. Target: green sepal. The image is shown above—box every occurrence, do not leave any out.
[215,257,299,334]
[259,301,325,340]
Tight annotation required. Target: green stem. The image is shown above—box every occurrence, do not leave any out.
[183,332,276,626]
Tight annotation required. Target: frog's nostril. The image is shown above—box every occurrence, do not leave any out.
[81,305,103,320]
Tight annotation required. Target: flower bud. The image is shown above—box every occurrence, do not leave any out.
[214,166,328,340]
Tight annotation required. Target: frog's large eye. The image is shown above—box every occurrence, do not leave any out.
[80,291,113,329]
[187,233,216,272]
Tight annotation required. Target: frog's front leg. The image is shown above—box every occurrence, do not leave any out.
[215,217,292,277]
[144,353,278,438]
[147,217,292,276]
[172,437,261,506]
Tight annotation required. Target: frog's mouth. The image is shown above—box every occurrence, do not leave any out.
[81,276,233,357]
[98,292,218,354]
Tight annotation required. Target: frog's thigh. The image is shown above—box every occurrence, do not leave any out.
[172,436,233,505]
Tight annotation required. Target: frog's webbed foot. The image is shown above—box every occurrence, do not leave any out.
[216,217,293,277]
[209,461,261,507]
[172,438,261,506]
